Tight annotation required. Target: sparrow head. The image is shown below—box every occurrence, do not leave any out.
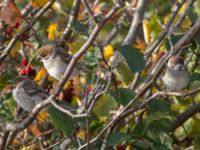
[167,55,186,71]
[38,45,56,61]
[13,75,28,87]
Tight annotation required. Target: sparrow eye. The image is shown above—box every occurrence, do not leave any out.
[41,55,49,60]
[171,64,175,68]
[173,64,185,71]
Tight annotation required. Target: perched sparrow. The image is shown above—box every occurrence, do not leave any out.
[38,44,85,80]
[162,55,189,91]
[12,75,48,112]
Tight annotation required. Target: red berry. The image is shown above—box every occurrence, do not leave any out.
[21,58,28,66]
[20,33,29,40]
[13,22,20,29]
[19,66,33,75]
[117,145,125,150]
[5,27,13,36]
[19,68,27,75]
[25,66,33,74]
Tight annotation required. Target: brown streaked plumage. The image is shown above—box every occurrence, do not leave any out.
[13,75,48,112]
[38,45,55,58]
[168,55,184,65]
[162,55,189,91]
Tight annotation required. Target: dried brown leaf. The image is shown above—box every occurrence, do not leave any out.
[0,1,23,27]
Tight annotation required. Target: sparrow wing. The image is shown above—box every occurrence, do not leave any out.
[22,80,48,99]
[56,47,86,72]
[57,49,72,63]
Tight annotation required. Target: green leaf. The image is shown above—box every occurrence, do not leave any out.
[107,132,132,146]
[194,136,200,149]
[170,34,182,46]
[109,88,135,106]
[195,32,200,45]
[144,113,171,134]
[190,73,200,81]
[133,139,152,149]
[47,105,76,135]
[132,112,170,137]
[72,21,88,36]
[189,117,200,149]
[147,99,170,113]
[116,63,134,85]
[145,117,170,135]
[132,121,146,136]
[153,144,171,150]
[117,45,145,74]
[93,95,117,121]
[187,7,198,23]
[132,114,171,150]
[0,93,15,121]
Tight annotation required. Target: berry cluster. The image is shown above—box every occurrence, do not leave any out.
[19,58,35,77]
[4,22,29,40]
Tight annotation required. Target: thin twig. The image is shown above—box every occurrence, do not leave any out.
[0,0,56,63]
[123,0,148,45]
[50,100,88,118]
[81,0,99,23]
[111,0,147,64]
[59,0,80,44]
[77,16,200,150]
[102,24,119,46]
[144,0,187,59]
[174,0,195,28]
[0,2,124,149]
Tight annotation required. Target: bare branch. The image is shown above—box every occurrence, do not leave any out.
[0,2,124,149]
[123,0,148,45]
[171,102,200,131]
[78,15,200,149]
[50,100,88,118]
[59,0,80,44]
[144,0,187,59]
[174,0,195,28]
[81,0,99,23]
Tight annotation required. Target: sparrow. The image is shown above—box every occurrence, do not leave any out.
[12,75,48,112]
[162,55,189,91]
[38,44,85,80]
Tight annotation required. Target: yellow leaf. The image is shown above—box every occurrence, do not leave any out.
[34,67,47,82]
[47,23,61,40]
[21,145,34,150]
[143,19,151,44]
[151,51,165,64]
[77,128,86,140]
[37,111,48,122]
[0,1,23,27]
[133,38,146,53]
[12,138,21,146]
[126,145,133,150]
[32,0,48,8]
[10,41,20,58]
[103,44,114,60]
[28,123,42,137]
